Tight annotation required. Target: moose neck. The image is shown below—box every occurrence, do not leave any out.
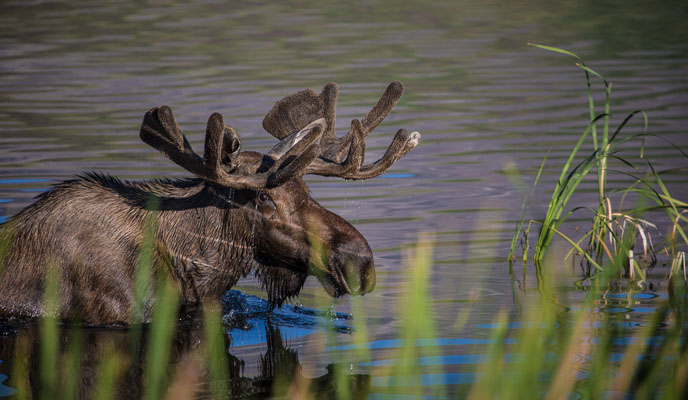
[148,179,258,303]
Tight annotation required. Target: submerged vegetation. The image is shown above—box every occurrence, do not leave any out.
[0,48,687,399]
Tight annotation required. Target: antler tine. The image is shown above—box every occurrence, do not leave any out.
[356,129,420,179]
[320,82,338,140]
[141,106,325,190]
[266,124,323,188]
[305,81,420,180]
[211,120,323,189]
[304,118,365,176]
[203,113,241,179]
[360,81,404,135]
[305,125,420,179]
[140,106,206,177]
[316,81,406,164]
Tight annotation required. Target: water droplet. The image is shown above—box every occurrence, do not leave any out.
[249,201,258,257]
[355,180,364,225]
[227,188,234,255]
[343,179,348,209]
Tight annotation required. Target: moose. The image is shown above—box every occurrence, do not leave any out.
[0,82,420,325]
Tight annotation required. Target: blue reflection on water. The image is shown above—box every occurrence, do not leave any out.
[20,189,49,193]
[0,375,15,398]
[220,290,351,347]
[602,293,659,299]
[331,337,515,351]
[0,216,6,224]
[475,320,654,329]
[368,394,448,400]
[0,361,16,398]
[373,372,478,387]
[379,173,415,179]
[600,307,656,313]
[475,321,546,329]
[0,179,50,184]
[362,353,519,367]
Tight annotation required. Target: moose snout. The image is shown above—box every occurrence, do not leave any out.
[306,200,377,297]
[334,241,376,296]
[342,253,376,295]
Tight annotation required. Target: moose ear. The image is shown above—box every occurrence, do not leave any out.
[221,125,241,170]
[262,88,324,139]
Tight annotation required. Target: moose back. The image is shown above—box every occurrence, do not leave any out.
[0,82,420,325]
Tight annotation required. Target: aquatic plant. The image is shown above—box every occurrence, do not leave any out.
[509,44,688,282]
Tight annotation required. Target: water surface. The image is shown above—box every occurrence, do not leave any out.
[1,0,687,397]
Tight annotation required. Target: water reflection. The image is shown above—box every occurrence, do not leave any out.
[0,316,370,399]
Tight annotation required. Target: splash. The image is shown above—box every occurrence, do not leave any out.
[220,290,351,347]
[356,179,364,225]
[0,360,16,398]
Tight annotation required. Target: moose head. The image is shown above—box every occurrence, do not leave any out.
[0,82,420,325]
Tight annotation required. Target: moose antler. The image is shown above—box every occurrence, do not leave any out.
[140,106,325,189]
[263,81,421,180]
[140,82,418,189]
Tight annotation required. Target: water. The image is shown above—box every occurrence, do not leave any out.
[1,0,687,397]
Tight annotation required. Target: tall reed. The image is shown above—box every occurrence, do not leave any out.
[510,45,688,281]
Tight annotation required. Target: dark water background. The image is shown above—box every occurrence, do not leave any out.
[1,0,687,397]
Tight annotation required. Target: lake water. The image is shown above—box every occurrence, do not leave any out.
[1,0,687,397]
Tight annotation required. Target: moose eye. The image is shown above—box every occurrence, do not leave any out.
[258,192,271,204]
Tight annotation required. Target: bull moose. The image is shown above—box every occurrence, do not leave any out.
[0,82,420,325]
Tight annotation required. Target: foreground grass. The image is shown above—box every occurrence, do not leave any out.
[1,234,687,399]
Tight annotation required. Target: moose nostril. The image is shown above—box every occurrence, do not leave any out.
[358,261,376,294]
[342,255,375,295]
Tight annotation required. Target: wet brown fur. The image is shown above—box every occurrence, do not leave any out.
[0,152,373,325]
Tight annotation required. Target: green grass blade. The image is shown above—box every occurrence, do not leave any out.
[576,63,608,85]
[528,44,599,154]
[658,194,688,208]
[647,133,688,159]
[556,117,599,192]
[60,330,83,400]
[351,295,372,363]
[509,153,548,263]
[609,110,645,143]
[609,156,641,172]
[535,151,598,262]
[93,346,124,400]
[527,43,581,60]
[647,162,688,247]
[533,221,603,271]
[545,311,589,400]
[143,275,180,400]
[468,311,509,400]
[10,334,31,399]
[40,264,60,399]
[203,301,230,399]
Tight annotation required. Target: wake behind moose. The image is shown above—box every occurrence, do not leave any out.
[0,82,420,325]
